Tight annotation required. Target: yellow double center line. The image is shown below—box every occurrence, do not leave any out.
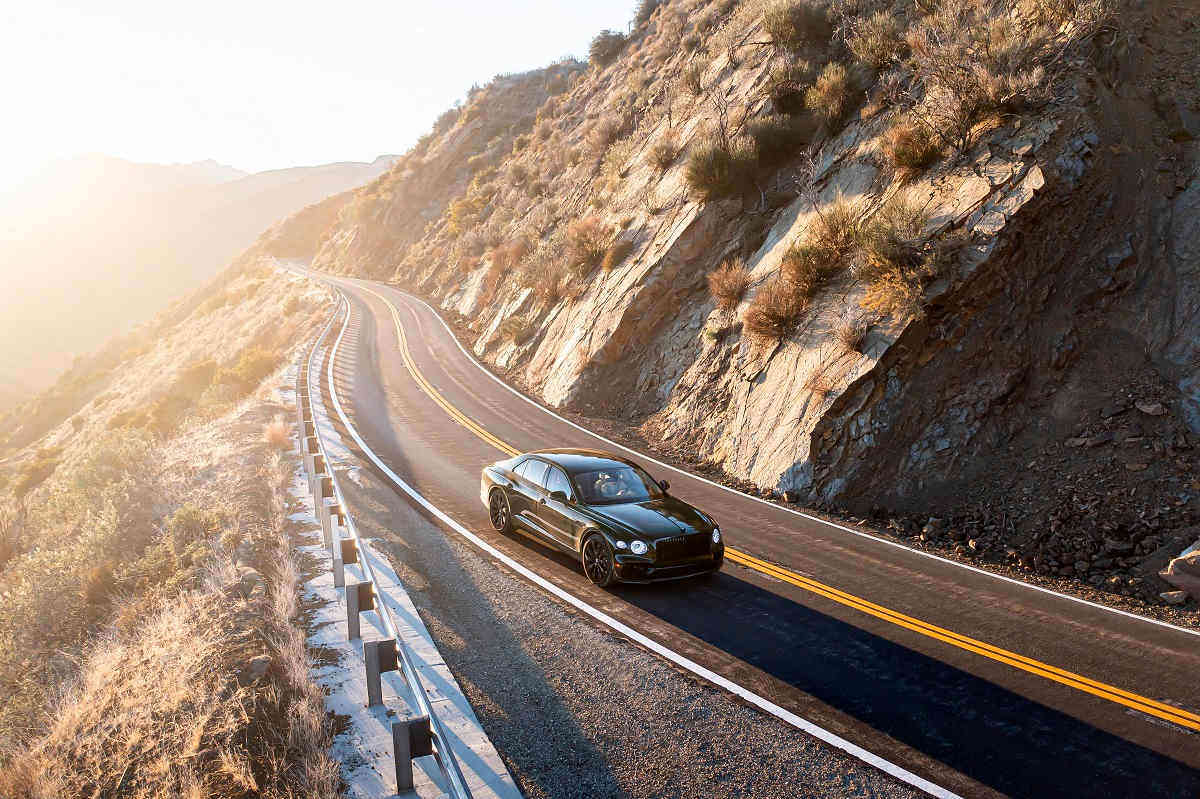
[356,283,1200,734]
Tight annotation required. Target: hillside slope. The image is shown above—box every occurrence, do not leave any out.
[310,0,1198,602]
[0,153,394,389]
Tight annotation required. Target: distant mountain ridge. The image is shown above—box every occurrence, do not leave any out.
[0,152,396,388]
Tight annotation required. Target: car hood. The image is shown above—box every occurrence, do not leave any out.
[592,496,712,539]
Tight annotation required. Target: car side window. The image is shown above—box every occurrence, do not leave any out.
[545,467,572,500]
[521,460,549,489]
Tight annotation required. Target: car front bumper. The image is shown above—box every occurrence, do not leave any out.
[613,548,723,584]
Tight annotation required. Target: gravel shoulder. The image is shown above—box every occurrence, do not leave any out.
[339,468,919,799]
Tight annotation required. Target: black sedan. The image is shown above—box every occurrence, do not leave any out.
[480,448,723,586]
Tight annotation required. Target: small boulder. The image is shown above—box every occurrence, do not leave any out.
[1160,590,1188,606]
[1135,401,1167,416]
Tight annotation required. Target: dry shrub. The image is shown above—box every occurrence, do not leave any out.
[499,316,535,345]
[762,1,832,52]
[847,11,905,68]
[781,194,860,298]
[855,196,939,318]
[589,29,628,66]
[635,0,662,25]
[904,0,1071,150]
[744,278,806,341]
[683,61,707,96]
[805,62,861,126]
[651,136,679,170]
[567,216,613,272]
[834,315,870,352]
[492,236,532,272]
[768,59,815,115]
[803,369,834,396]
[519,242,564,303]
[602,239,636,271]
[781,240,842,299]
[685,136,757,201]
[746,113,820,167]
[261,415,289,450]
[708,258,750,310]
[590,114,629,156]
[882,118,941,178]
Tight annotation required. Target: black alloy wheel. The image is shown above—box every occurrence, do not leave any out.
[489,489,513,533]
[582,533,616,587]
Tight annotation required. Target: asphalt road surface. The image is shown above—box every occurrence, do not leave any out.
[309,271,1200,798]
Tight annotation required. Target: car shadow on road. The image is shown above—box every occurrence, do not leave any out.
[615,570,1200,799]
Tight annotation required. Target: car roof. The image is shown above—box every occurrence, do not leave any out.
[523,448,639,475]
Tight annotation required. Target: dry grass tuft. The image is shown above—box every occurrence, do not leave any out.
[834,315,870,352]
[650,137,679,171]
[854,195,941,318]
[805,62,861,126]
[685,136,756,201]
[602,238,636,271]
[261,415,290,450]
[762,1,832,52]
[589,114,630,157]
[846,11,905,68]
[744,277,807,341]
[567,216,614,273]
[708,259,751,311]
[881,118,941,179]
[499,316,536,345]
[746,113,820,168]
[682,61,707,96]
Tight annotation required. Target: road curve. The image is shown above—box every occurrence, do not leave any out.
[313,271,1200,798]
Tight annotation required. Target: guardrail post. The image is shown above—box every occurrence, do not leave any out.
[332,553,345,588]
[304,437,320,489]
[310,454,326,499]
[364,639,399,707]
[318,475,334,541]
[392,716,434,791]
[330,509,346,553]
[321,501,340,549]
[339,537,358,565]
[346,581,373,641]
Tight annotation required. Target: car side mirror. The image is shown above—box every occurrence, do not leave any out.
[659,479,670,492]
[549,490,569,503]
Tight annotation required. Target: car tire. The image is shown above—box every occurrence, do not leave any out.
[581,533,616,588]
[488,489,514,534]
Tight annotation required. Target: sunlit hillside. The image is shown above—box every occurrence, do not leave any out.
[0,153,395,390]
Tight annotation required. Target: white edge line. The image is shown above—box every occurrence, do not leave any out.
[361,280,1200,641]
[322,289,961,799]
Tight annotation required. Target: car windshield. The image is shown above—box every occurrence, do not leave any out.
[573,465,663,505]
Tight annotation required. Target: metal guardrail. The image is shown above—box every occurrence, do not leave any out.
[297,293,474,799]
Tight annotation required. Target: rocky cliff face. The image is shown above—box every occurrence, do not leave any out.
[311,0,1199,589]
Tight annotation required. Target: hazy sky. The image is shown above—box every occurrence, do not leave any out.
[1,1,634,186]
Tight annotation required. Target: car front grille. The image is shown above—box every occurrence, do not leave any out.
[655,533,710,562]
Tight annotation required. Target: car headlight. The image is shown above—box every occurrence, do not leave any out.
[712,528,721,544]
[614,540,628,550]
[629,540,649,555]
